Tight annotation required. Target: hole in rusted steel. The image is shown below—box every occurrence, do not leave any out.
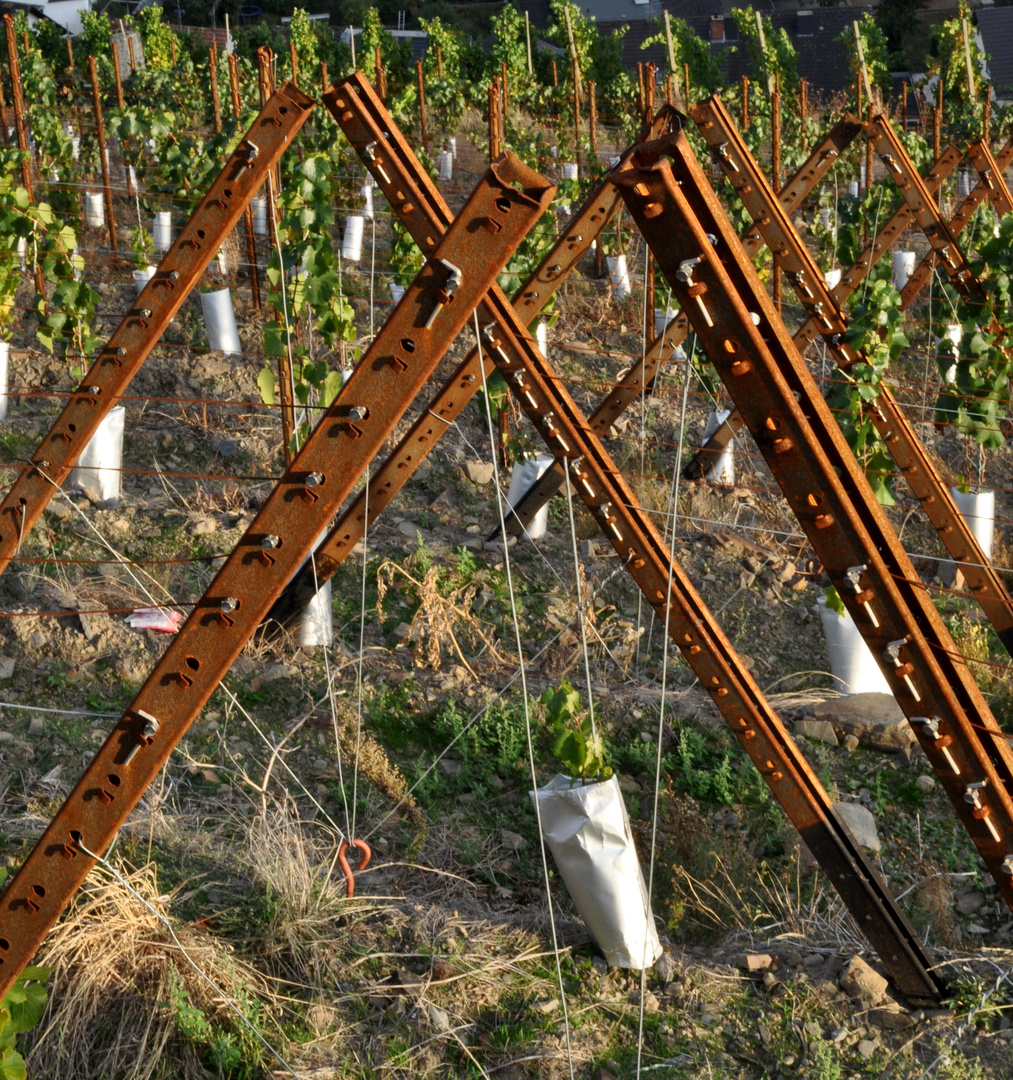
[495,197,510,213]
[634,182,650,197]
[197,229,206,239]
[108,774,121,786]
[32,885,45,897]
[0,938,8,950]
[723,340,736,353]
[807,493,823,508]
[279,106,289,115]
[70,831,82,842]
[186,656,200,671]
[401,338,416,353]
[223,189,232,199]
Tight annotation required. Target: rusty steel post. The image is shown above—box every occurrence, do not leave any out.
[209,44,222,134]
[271,79,674,623]
[416,60,427,148]
[572,55,580,171]
[985,90,991,144]
[289,39,298,88]
[683,61,690,107]
[865,103,874,198]
[694,96,1013,660]
[0,84,314,600]
[695,141,967,481]
[552,59,558,87]
[0,75,8,147]
[127,33,135,75]
[617,132,1013,935]
[320,60,328,93]
[934,104,941,160]
[319,78,945,1008]
[112,40,124,110]
[436,43,443,78]
[771,81,781,307]
[0,146,553,1001]
[67,36,74,71]
[4,15,33,198]
[229,56,261,312]
[88,56,117,255]
[374,45,386,101]
[589,80,597,156]
[637,63,645,118]
[502,59,509,118]
[741,74,748,129]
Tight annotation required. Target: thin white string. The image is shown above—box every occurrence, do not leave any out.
[561,458,597,743]
[636,327,695,1079]
[472,310,576,1080]
[74,838,306,1080]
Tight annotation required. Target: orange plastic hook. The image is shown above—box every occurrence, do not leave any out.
[337,838,372,897]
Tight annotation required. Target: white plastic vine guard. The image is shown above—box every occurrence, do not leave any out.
[437,150,453,182]
[0,341,9,422]
[69,405,126,506]
[949,486,995,562]
[891,250,915,291]
[200,288,242,357]
[252,195,269,236]
[824,268,842,290]
[342,215,364,262]
[84,192,104,229]
[535,321,548,355]
[703,409,735,486]
[389,282,406,304]
[532,774,662,969]
[561,162,578,181]
[606,255,630,303]
[816,596,893,696]
[654,306,677,339]
[152,211,173,254]
[507,454,554,540]
[133,265,156,296]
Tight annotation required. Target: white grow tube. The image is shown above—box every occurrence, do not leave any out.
[507,453,554,541]
[152,211,173,254]
[84,192,105,228]
[69,406,126,505]
[200,288,242,356]
[817,596,893,695]
[342,215,364,262]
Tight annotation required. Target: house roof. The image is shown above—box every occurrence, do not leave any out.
[600,6,874,100]
[977,7,1013,99]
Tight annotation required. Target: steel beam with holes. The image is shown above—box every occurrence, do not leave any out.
[499,112,866,532]
[0,155,554,996]
[966,138,1013,217]
[867,117,988,303]
[687,141,963,477]
[898,135,1013,311]
[615,131,1013,926]
[265,85,673,626]
[0,83,315,586]
[691,95,1013,655]
[321,80,944,1005]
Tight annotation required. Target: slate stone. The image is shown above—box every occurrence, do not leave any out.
[836,802,881,853]
[813,693,916,752]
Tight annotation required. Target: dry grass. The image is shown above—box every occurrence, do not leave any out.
[26,860,277,1080]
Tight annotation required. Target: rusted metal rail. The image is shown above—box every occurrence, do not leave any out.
[899,135,1013,311]
[269,77,659,625]
[692,96,1013,654]
[503,113,864,529]
[0,84,314,591]
[616,130,1013,931]
[0,151,553,997]
[966,138,1013,217]
[321,78,944,1005]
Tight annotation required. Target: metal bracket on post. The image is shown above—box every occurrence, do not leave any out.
[615,133,1013,936]
[691,95,1013,656]
[320,78,947,1008]
[0,83,317,590]
[0,153,555,999]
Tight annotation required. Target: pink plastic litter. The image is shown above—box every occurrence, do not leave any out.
[125,608,183,633]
